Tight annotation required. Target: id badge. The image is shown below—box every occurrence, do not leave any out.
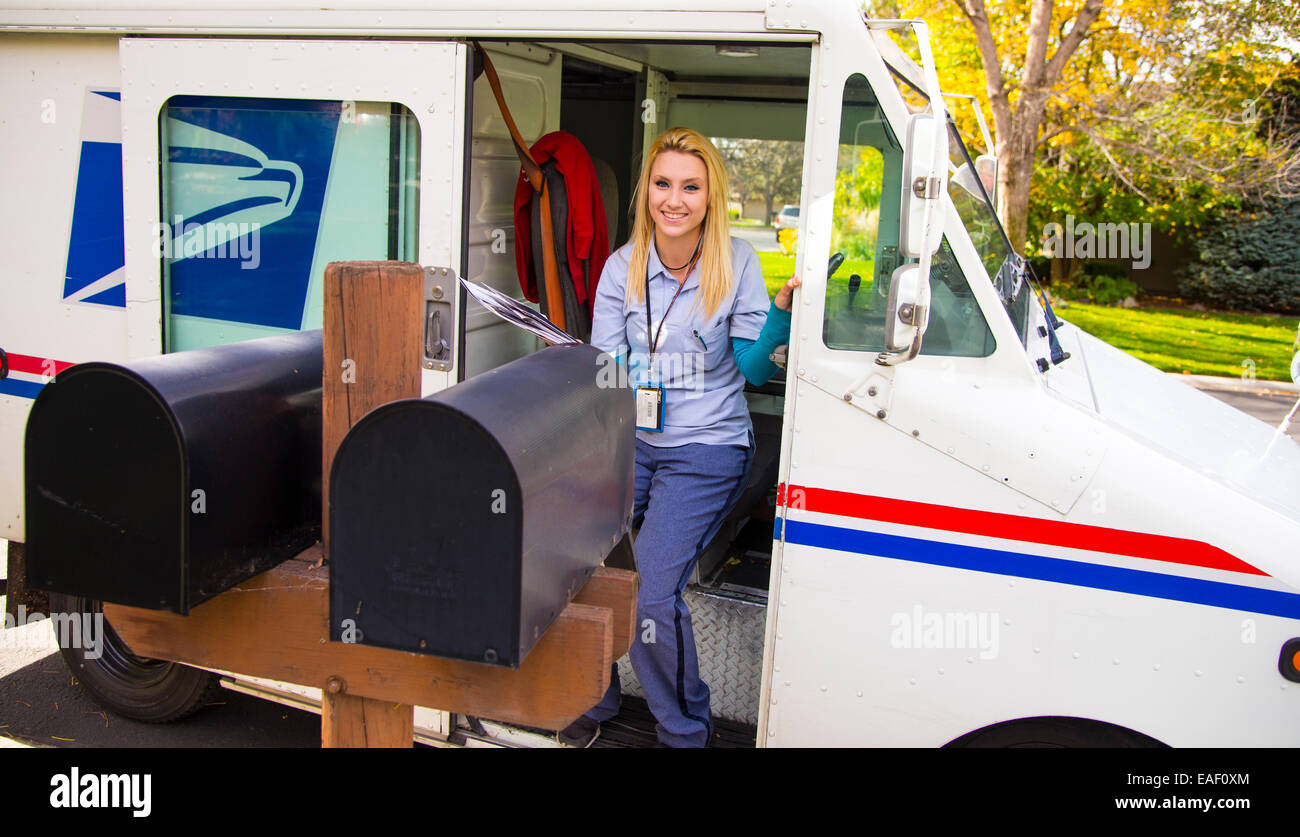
[635,385,665,432]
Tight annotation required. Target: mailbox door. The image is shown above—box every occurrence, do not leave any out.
[120,38,471,396]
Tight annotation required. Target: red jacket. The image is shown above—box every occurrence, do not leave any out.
[512,131,609,323]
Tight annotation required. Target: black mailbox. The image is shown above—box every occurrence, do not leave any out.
[329,344,634,668]
[25,330,323,614]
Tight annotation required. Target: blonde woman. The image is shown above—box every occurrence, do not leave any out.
[566,127,799,747]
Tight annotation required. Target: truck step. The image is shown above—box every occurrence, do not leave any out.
[592,697,756,748]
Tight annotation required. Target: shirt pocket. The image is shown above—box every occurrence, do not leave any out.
[692,315,732,373]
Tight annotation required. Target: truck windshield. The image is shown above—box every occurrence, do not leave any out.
[944,118,1031,345]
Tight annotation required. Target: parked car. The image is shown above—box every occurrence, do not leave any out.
[773,204,799,239]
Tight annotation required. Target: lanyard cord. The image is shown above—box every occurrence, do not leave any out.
[646,236,704,357]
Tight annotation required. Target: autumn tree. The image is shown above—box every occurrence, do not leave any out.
[948,0,1104,252]
[1037,1,1300,223]
[873,0,1300,260]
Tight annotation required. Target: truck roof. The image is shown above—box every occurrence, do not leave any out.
[0,0,824,37]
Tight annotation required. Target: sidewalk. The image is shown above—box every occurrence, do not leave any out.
[1170,373,1299,396]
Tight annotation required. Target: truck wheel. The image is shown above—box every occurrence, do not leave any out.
[945,716,1165,748]
[47,592,222,723]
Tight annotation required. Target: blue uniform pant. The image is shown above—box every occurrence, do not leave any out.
[587,436,753,747]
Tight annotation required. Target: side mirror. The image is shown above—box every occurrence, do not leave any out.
[1291,350,1300,384]
[899,112,948,260]
[878,264,930,365]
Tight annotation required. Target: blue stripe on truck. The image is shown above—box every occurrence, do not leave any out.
[0,378,44,399]
[783,518,1300,620]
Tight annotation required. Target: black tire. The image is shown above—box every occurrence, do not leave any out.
[945,716,1166,748]
[47,592,223,723]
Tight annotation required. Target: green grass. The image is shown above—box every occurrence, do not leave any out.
[758,251,797,296]
[758,251,875,301]
[1058,301,1300,382]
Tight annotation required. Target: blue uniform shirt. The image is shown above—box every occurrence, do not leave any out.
[591,236,772,448]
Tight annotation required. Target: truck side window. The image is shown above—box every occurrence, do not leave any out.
[159,97,420,352]
[823,74,994,358]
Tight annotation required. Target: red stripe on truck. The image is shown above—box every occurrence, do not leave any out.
[7,353,75,376]
[780,483,1267,577]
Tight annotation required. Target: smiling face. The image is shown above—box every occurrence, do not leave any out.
[647,150,709,247]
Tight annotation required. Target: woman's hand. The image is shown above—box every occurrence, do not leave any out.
[774,275,802,311]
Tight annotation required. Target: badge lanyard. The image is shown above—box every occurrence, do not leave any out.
[636,236,702,432]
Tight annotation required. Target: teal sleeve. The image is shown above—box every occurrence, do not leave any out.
[731,302,792,386]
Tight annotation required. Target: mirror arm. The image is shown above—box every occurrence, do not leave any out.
[875,303,928,367]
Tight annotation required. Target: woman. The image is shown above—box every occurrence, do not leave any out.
[568,127,799,747]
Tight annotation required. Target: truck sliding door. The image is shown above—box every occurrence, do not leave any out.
[120,39,469,395]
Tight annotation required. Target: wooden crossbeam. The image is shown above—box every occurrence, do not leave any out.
[105,555,636,735]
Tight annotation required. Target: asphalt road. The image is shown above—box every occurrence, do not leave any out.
[0,597,322,747]
[1195,386,1300,443]
[731,223,781,253]
[2,377,1296,749]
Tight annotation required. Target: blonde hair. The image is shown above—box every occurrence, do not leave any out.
[624,127,733,319]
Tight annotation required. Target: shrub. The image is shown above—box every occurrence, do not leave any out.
[831,208,878,262]
[1178,198,1300,313]
[1051,264,1139,305]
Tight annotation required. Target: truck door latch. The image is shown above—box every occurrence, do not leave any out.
[423,266,458,372]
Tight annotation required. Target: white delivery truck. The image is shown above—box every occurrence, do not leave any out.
[2,0,1298,748]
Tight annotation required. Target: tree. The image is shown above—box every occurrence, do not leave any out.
[866,0,1107,249]
[1041,3,1300,213]
[950,0,1104,252]
[715,138,804,222]
[873,0,1300,261]
[1177,57,1300,312]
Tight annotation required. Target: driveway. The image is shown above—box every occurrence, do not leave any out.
[731,223,781,253]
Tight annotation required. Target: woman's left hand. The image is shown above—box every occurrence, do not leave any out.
[774,275,802,311]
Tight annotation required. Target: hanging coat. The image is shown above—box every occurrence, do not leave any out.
[512,130,610,331]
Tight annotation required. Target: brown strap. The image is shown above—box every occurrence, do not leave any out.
[474,43,567,330]
[536,183,566,331]
[476,43,542,190]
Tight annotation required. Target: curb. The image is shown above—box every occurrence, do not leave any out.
[1170,373,1299,396]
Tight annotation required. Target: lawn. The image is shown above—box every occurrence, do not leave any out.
[1057,302,1300,382]
[757,250,1299,381]
[758,251,798,296]
[758,251,875,302]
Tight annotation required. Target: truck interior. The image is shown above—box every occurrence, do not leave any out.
[466,39,817,602]
[467,39,996,606]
